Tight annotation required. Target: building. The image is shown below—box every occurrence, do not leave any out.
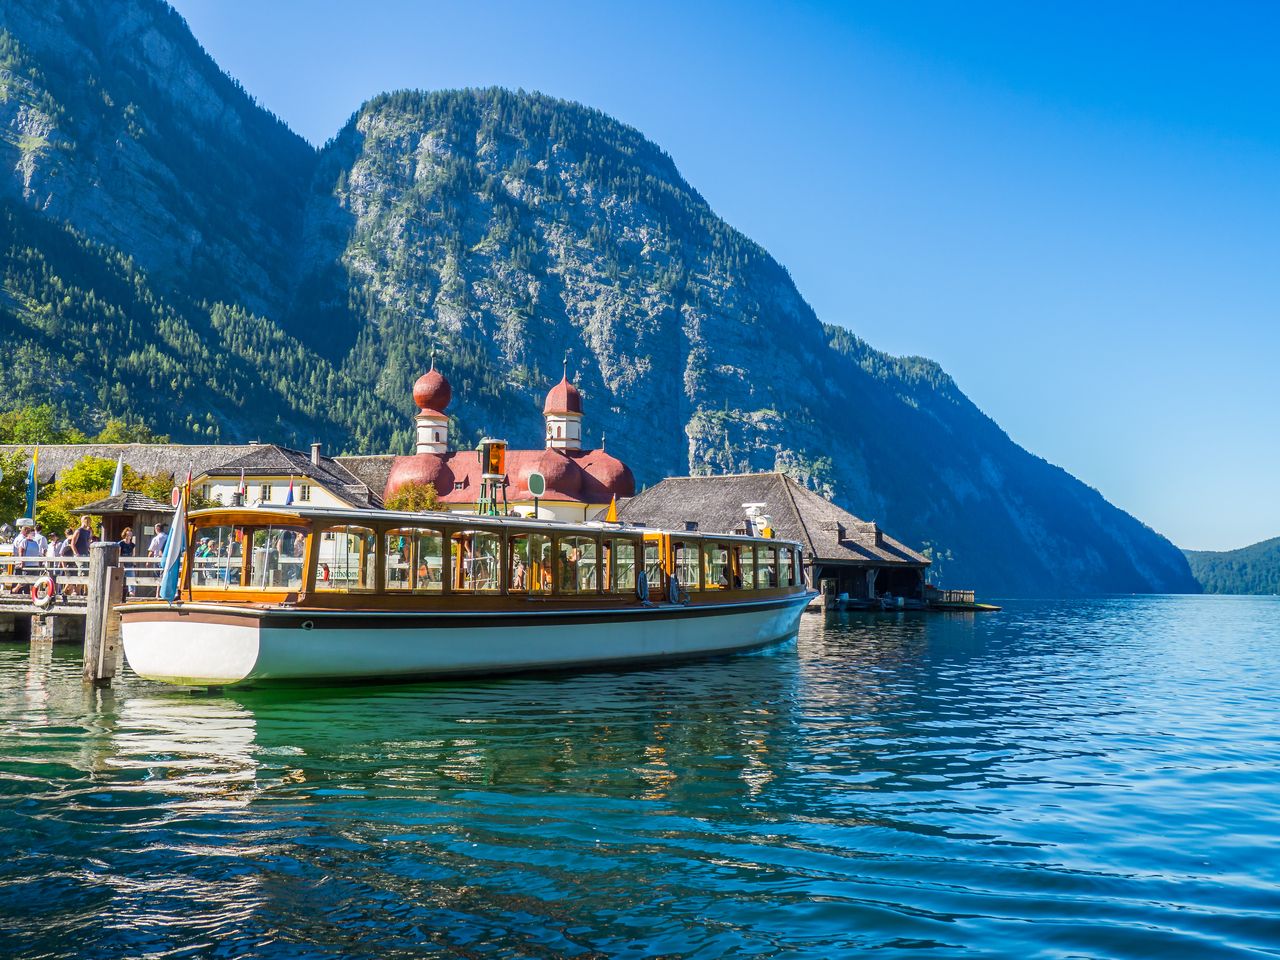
[70,491,173,543]
[614,472,931,601]
[1,441,380,514]
[196,443,380,509]
[2,361,632,524]
[378,360,635,522]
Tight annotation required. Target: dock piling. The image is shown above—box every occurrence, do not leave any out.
[82,543,123,686]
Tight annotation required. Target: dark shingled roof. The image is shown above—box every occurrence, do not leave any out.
[0,443,258,484]
[73,492,175,515]
[335,455,396,498]
[0,443,381,509]
[616,472,929,568]
[203,445,382,508]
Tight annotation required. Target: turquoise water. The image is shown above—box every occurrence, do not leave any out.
[1,597,1278,958]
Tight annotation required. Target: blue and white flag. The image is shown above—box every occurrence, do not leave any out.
[158,489,187,602]
[110,454,124,496]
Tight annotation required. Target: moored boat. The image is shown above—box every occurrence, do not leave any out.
[120,506,815,687]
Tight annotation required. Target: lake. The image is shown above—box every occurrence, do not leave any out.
[1,596,1278,958]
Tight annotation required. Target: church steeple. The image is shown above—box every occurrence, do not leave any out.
[411,353,452,454]
[543,355,583,451]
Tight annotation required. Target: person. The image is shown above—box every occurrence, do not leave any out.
[148,523,168,558]
[118,527,137,596]
[44,532,62,576]
[32,523,48,556]
[70,516,93,557]
[68,516,94,595]
[57,529,76,595]
[11,525,42,591]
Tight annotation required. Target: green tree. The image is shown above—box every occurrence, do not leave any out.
[385,481,442,512]
[0,450,28,528]
[0,404,86,444]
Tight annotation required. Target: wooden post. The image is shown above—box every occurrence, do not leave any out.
[83,542,122,685]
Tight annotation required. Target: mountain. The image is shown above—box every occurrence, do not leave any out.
[0,0,1200,597]
[1184,538,1280,595]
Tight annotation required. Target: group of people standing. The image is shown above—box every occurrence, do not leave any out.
[8,517,170,596]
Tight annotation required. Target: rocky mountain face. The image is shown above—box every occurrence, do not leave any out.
[0,0,1199,596]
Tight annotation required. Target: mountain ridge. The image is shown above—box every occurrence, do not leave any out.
[0,0,1199,596]
[1184,537,1280,595]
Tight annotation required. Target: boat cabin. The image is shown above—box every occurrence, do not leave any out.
[176,506,806,608]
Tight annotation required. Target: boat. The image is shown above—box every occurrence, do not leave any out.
[119,505,816,687]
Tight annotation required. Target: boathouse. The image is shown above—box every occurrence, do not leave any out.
[71,491,173,543]
[614,472,931,601]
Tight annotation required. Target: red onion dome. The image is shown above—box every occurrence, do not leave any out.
[413,368,452,414]
[384,454,453,501]
[534,448,582,497]
[585,451,635,498]
[543,374,582,415]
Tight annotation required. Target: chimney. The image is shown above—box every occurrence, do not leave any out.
[310,442,321,466]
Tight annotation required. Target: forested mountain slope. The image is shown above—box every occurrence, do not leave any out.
[0,0,1199,596]
[1185,539,1280,595]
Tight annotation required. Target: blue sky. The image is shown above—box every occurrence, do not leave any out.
[170,0,1279,551]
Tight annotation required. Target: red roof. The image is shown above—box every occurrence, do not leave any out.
[542,375,582,415]
[385,447,635,503]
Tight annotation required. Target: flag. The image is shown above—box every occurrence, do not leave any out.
[237,468,246,495]
[110,454,124,496]
[158,486,187,602]
[605,494,618,523]
[285,476,295,506]
[25,447,37,520]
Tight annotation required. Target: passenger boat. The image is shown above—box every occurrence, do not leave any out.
[119,506,816,687]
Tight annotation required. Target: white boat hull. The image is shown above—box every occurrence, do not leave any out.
[121,594,813,686]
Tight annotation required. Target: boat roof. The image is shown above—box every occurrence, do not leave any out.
[186,504,802,549]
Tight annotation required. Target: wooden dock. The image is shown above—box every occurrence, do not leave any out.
[1,547,162,684]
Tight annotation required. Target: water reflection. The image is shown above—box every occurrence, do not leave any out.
[1,598,1279,958]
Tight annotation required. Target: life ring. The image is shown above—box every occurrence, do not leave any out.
[636,570,649,603]
[31,576,57,609]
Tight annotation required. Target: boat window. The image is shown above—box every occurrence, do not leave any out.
[604,538,638,593]
[672,540,701,591]
[643,540,664,592]
[246,525,308,590]
[703,542,736,589]
[317,525,377,592]
[557,535,598,594]
[415,529,446,592]
[452,529,502,593]
[384,527,445,593]
[191,524,246,589]
[756,546,778,588]
[385,529,413,591]
[737,545,756,590]
[778,546,794,587]
[509,532,552,594]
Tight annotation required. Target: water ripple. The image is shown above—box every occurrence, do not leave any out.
[1,596,1279,958]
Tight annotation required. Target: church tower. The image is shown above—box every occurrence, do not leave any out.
[543,361,583,451]
[412,356,452,454]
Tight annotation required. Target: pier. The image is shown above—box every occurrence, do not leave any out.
[1,546,161,684]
